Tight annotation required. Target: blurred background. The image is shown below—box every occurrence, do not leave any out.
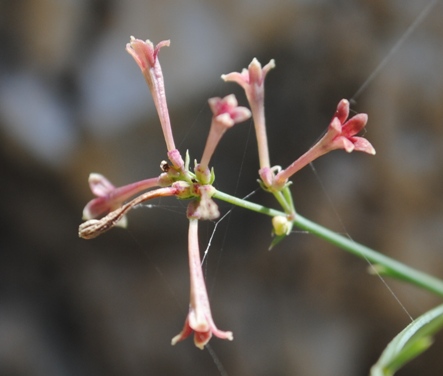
[1,0,443,375]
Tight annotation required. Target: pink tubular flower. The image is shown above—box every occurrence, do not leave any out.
[171,218,233,349]
[208,94,252,124]
[274,99,375,188]
[82,173,160,227]
[222,58,275,169]
[126,37,177,155]
[196,95,251,183]
[323,99,375,154]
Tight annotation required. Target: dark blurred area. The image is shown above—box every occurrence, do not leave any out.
[1,1,443,375]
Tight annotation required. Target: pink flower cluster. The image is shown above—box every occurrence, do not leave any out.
[80,37,251,349]
[79,36,375,349]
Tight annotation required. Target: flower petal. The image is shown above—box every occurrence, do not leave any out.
[248,58,275,86]
[333,136,355,153]
[126,37,170,71]
[194,331,212,350]
[342,113,368,137]
[350,137,376,155]
[221,69,249,88]
[82,197,108,220]
[333,99,350,124]
[171,318,193,346]
[88,173,115,196]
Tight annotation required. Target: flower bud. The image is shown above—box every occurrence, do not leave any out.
[272,215,291,236]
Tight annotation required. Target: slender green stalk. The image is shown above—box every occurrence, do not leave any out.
[272,190,294,215]
[294,215,443,298]
[214,189,443,298]
[281,186,295,212]
[213,189,285,217]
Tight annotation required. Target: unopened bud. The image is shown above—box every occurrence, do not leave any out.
[272,216,291,236]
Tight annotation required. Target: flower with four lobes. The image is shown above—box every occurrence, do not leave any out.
[323,98,375,154]
[171,218,233,349]
[126,37,178,160]
[222,58,275,170]
[221,57,275,103]
[196,94,251,184]
[269,99,376,190]
[79,36,376,350]
[82,173,162,227]
[208,94,251,126]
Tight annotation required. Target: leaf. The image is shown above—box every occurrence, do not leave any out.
[370,303,443,376]
[268,233,287,250]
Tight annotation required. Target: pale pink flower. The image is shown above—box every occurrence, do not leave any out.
[196,95,251,183]
[322,99,375,154]
[274,99,375,188]
[222,58,275,169]
[222,58,275,101]
[126,37,178,157]
[208,94,252,124]
[82,173,160,227]
[171,218,233,349]
[79,185,180,239]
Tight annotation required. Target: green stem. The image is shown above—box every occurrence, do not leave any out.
[213,189,285,217]
[282,185,295,214]
[294,214,443,298]
[272,190,294,215]
[213,189,443,298]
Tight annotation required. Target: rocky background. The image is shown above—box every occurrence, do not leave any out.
[1,0,443,375]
